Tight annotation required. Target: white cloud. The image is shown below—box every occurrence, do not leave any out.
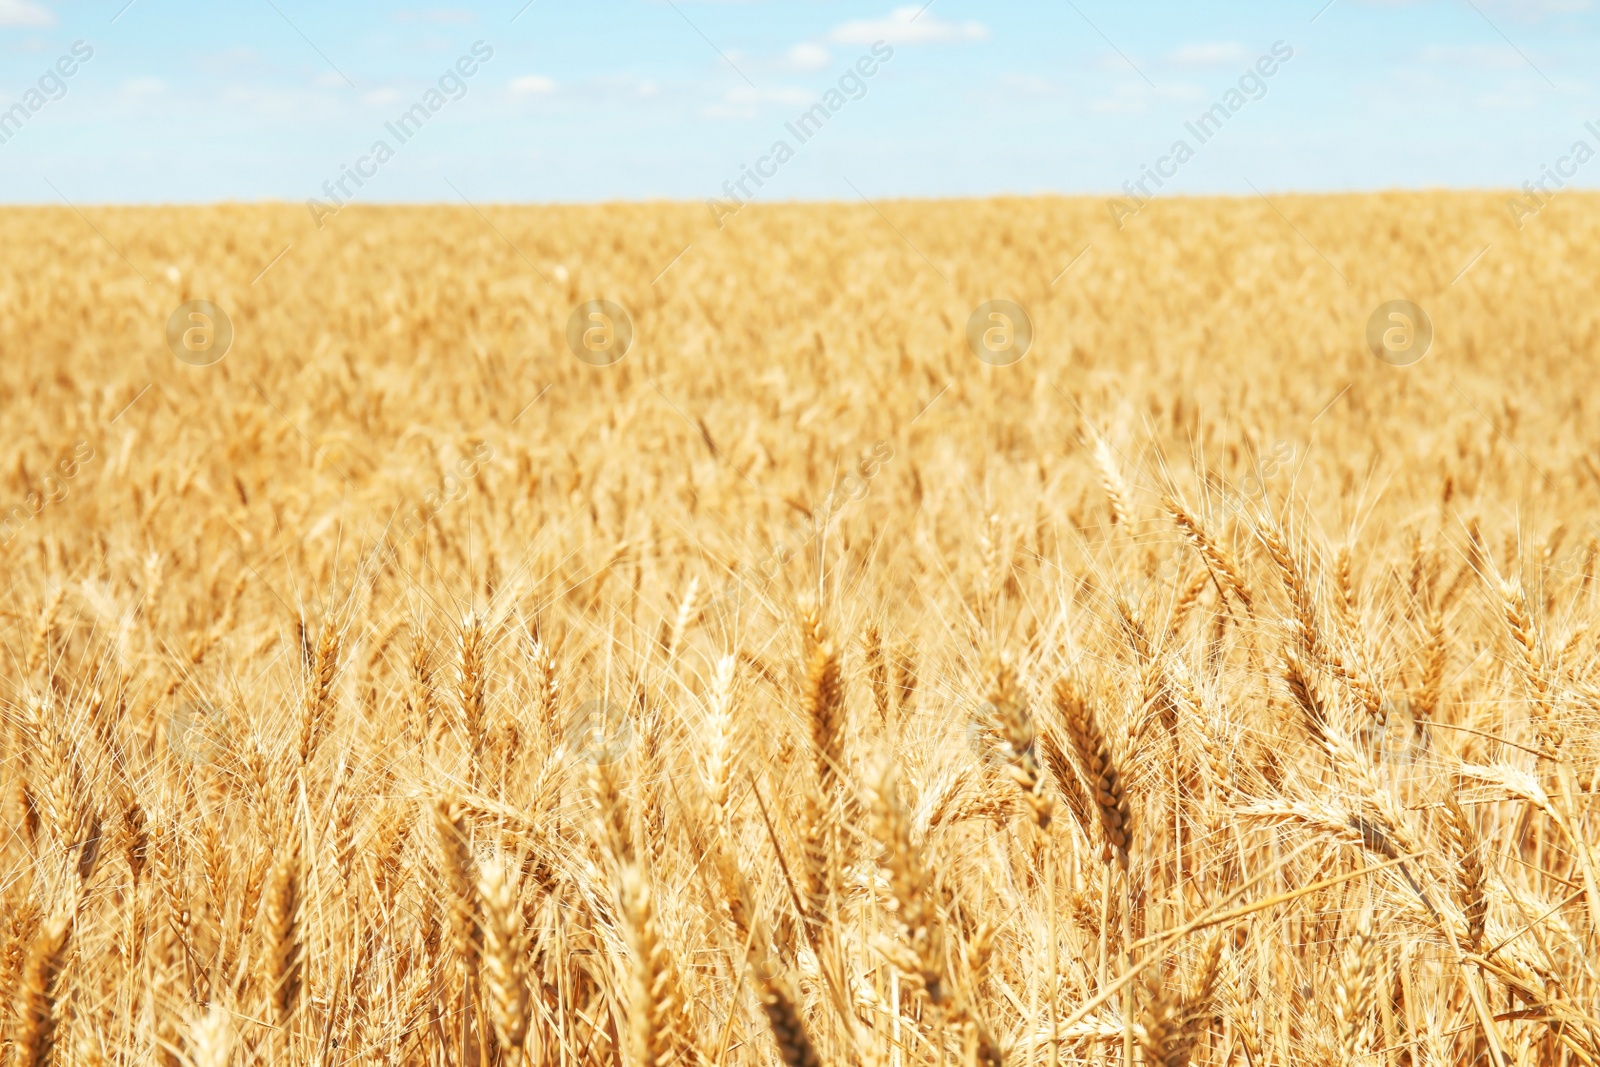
[393,8,477,23]
[1420,44,1523,68]
[1089,81,1202,114]
[591,75,664,101]
[704,84,813,119]
[829,6,988,45]
[0,0,55,27]
[1168,42,1246,66]
[121,78,168,100]
[509,75,556,96]
[364,88,404,105]
[1000,74,1060,96]
[1355,0,1587,13]
[787,43,831,71]
[727,86,813,106]
[220,84,330,116]
[1476,88,1542,109]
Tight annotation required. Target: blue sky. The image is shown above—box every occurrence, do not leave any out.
[1,0,1599,203]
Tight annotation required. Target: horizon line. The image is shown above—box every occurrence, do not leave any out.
[0,186,1576,209]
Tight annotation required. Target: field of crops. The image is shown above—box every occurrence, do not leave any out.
[3,192,1600,1066]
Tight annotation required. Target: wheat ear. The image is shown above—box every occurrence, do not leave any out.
[1056,678,1131,869]
[408,623,436,751]
[1440,793,1488,952]
[1333,920,1376,1064]
[1165,495,1253,611]
[986,658,1052,828]
[863,623,889,722]
[1091,435,1133,527]
[620,862,673,1067]
[1257,512,1320,659]
[702,653,736,839]
[457,613,487,766]
[478,855,530,1059]
[187,1004,232,1067]
[868,759,1002,1067]
[527,630,559,754]
[13,905,73,1067]
[1412,605,1447,722]
[431,795,480,974]
[299,621,341,766]
[1499,578,1563,755]
[263,844,302,1030]
[799,610,844,922]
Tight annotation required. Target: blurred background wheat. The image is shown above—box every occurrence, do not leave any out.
[2,193,1600,1065]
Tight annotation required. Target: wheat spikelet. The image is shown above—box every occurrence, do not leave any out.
[1257,512,1321,660]
[1180,933,1223,1055]
[118,799,150,883]
[1440,793,1488,952]
[25,587,63,682]
[702,653,736,838]
[1413,605,1447,722]
[703,806,807,1067]
[664,575,699,660]
[1036,724,1096,839]
[1220,949,1264,1067]
[1168,565,1210,639]
[863,622,889,722]
[802,614,845,796]
[1091,435,1133,527]
[0,899,41,1039]
[799,611,845,921]
[1056,678,1131,869]
[1334,542,1357,627]
[867,759,1000,1067]
[527,631,559,754]
[1165,495,1253,611]
[431,795,480,974]
[299,621,341,766]
[1111,589,1155,667]
[1499,578,1563,755]
[1135,966,1183,1067]
[408,623,437,750]
[867,759,945,1005]
[370,807,410,911]
[1282,646,1331,747]
[755,979,824,1067]
[1135,934,1222,1067]
[263,844,302,1030]
[589,737,633,867]
[187,1005,232,1067]
[477,855,530,1056]
[985,658,1052,828]
[457,612,487,762]
[620,862,673,1067]
[894,642,917,716]
[13,904,72,1067]
[1322,641,1387,726]
[1333,920,1376,1064]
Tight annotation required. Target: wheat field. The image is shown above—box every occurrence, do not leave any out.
[2,192,1599,1066]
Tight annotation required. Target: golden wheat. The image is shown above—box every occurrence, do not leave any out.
[3,193,1600,1065]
